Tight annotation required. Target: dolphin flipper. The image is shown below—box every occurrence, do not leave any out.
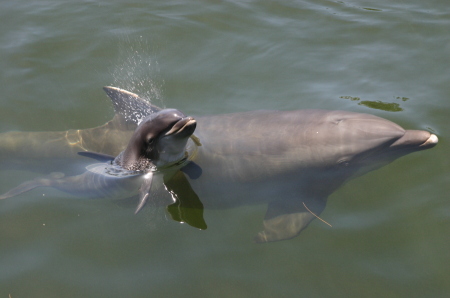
[135,173,153,214]
[165,171,207,230]
[255,197,327,243]
[0,172,65,200]
[78,151,115,162]
[180,161,203,179]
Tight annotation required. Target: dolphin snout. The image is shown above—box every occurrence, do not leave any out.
[165,117,196,136]
[421,133,438,148]
[390,130,438,150]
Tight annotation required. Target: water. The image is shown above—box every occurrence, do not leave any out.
[0,0,449,297]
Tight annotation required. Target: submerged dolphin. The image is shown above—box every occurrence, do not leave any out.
[189,109,437,242]
[0,108,205,225]
[0,87,438,242]
[0,87,160,172]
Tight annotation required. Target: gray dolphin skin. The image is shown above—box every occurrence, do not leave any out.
[0,87,162,172]
[0,87,438,242]
[0,108,198,217]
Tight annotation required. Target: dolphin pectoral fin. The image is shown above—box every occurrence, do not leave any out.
[254,197,327,243]
[135,173,153,214]
[180,161,203,179]
[165,171,207,230]
[0,172,65,200]
[78,151,115,162]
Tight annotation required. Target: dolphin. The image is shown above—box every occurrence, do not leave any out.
[0,107,207,229]
[0,87,438,242]
[186,109,438,242]
[0,87,161,172]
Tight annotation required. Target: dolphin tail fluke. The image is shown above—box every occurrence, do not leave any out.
[255,197,328,243]
[0,172,65,200]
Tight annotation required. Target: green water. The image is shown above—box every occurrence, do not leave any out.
[0,0,449,297]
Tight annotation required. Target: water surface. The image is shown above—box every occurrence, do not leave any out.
[0,1,448,297]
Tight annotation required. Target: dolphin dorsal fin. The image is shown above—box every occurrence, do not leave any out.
[103,86,162,125]
[135,173,154,214]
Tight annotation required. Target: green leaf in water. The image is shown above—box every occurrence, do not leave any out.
[339,96,360,101]
[358,100,403,112]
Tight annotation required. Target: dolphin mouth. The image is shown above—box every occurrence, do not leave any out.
[420,134,438,148]
[165,117,197,136]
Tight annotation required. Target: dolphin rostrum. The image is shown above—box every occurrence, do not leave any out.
[0,87,438,242]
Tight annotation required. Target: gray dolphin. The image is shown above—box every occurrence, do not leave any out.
[186,109,437,242]
[0,87,438,242]
[0,108,204,226]
[0,87,161,172]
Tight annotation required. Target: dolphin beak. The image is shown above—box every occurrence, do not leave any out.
[165,117,196,136]
[389,130,438,151]
[420,134,438,148]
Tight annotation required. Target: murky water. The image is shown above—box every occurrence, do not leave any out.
[0,1,449,297]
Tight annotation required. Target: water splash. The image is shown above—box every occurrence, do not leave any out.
[111,35,165,110]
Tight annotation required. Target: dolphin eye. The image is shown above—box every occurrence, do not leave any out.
[147,138,154,145]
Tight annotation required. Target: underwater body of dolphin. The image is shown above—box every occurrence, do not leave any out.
[0,87,438,242]
[0,108,203,223]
